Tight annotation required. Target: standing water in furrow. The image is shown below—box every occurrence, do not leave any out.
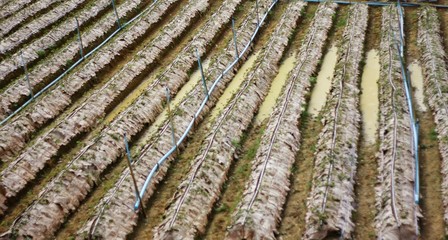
[255,53,297,124]
[0,0,181,162]
[360,50,380,144]
[418,6,448,232]
[208,51,261,121]
[1,0,214,238]
[303,4,367,239]
[408,62,427,112]
[154,2,307,239]
[104,58,210,125]
[225,3,337,239]
[375,5,421,239]
[74,0,269,238]
[0,0,207,220]
[307,45,338,117]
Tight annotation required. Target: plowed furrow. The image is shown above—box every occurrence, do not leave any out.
[0,0,112,81]
[0,0,63,38]
[0,0,12,9]
[375,5,420,239]
[1,0,208,231]
[0,0,163,118]
[0,0,35,20]
[76,1,276,239]
[224,3,336,239]
[2,0,209,237]
[154,2,305,240]
[418,6,448,233]
[0,0,91,57]
[0,0,111,84]
[303,4,367,239]
[0,0,179,162]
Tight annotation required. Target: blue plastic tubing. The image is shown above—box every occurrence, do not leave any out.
[0,0,161,126]
[134,0,279,211]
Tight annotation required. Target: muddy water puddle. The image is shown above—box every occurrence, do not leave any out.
[209,51,261,120]
[254,53,297,124]
[145,59,212,140]
[104,74,158,124]
[360,50,380,145]
[408,61,427,112]
[307,45,338,117]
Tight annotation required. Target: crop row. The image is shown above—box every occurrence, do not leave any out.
[303,4,367,239]
[75,1,274,237]
[0,0,63,38]
[0,0,183,219]
[154,1,306,239]
[0,0,11,9]
[225,3,336,239]
[4,0,212,238]
[75,0,262,238]
[0,0,11,7]
[417,6,448,232]
[0,0,91,57]
[0,0,34,19]
[0,0,111,82]
[374,5,420,239]
[0,0,178,161]
[0,0,160,118]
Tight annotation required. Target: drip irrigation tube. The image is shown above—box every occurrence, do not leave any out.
[395,1,420,205]
[134,0,279,211]
[0,0,161,126]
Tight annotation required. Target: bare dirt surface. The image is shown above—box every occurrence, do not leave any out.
[277,5,350,239]
[203,123,265,240]
[0,2,447,239]
[352,10,381,236]
[353,145,378,240]
[128,2,285,238]
[418,111,445,240]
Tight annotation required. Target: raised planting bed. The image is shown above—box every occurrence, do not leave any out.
[1,0,221,236]
[0,0,92,56]
[76,1,279,238]
[0,0,34,19]
[154,2,307,239]
[303,4,367,239]
[418,6,448,233]
[0,0,206,219]
[0,0,112,82]
[0,0,180,162]
[0,0,168,117]
[225,3,337,239]
[374,5,421,239]
[0,0,62,38]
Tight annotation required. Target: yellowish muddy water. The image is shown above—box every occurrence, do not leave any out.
[360,50,380,144]
[209,51,260,120]
[408,61,427,112]
[307,46,338,117]
[172,59,211,107]
[145,59,212,139]
[254,53,297,124]
[104,74,158,124]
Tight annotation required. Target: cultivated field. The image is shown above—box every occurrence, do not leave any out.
[0,0,447,239]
